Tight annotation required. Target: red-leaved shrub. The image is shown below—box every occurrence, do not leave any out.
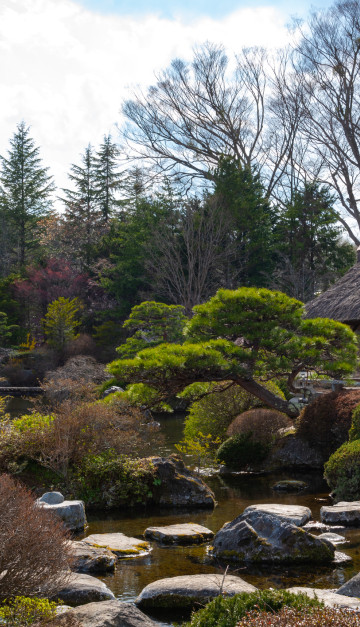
[226,408,291,443]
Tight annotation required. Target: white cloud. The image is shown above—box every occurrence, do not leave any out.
[0,0,290,199]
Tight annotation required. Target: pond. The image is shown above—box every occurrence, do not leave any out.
[79,413,360,625]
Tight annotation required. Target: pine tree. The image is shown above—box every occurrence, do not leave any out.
[0,121,54,272]
[61,145,103,268]
[94,134,121,221]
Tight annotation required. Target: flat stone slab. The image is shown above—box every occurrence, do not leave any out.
[70,541,116,573]
[51,573,115,606]
[45,600,158,626]
[317,532,347,546]
[144,523,214,545]
[37,499,86,531]
[136,574,257,610]
[287,587,360,610]
[304,521,346,533]
[83,533,150,558]
[242,504,311,526]
[212,510,334,563]
[321,502,360,526]
[272,480,308,492]
[338,572,360,597]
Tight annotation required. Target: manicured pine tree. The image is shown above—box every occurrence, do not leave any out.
[0,121,54,272]
[93,134,121,221]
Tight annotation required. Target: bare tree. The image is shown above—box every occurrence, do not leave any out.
[292,0,360,243]
[147,197,238,314]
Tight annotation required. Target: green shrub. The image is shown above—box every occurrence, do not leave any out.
[183,380,285,444]
[184,589,323,627]
[297,389,360,459]
[0,596,58,626]
[324,439,360,500]
[216,433,269,469]
[70,451,156,508]
[236,605,360,626]
[349,404,360,441]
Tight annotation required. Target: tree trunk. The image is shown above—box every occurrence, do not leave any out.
[235,377,299,418]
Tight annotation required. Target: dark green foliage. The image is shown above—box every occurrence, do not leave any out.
[70,451,156,508]
[297,389,360,459]
[0,312,18,347]
[324,439,360,500]
[184,589,323,627]
[349,404,360,442]
[0,121,54,272]
[273,182,355,301]
[216,433,269,469]
[93,134,121,222]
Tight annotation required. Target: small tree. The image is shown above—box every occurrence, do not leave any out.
[108,288,358,418]
[0,312,18,347]
[42,297,81,350]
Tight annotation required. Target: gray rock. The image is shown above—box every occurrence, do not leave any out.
[38,491,65,505]
[70,541,116,573]
[46,600,157,626]
[242,503,311,526]
[267,434,324,470]
[337,572,360,597]
[102,386,124,398]
[136,574,257,610]
[321,501,360,526]
[272,480,308,492]
[303,520,345,533]
[334,551,352,563]
[83,533,150,558]
[144,523,214,545]
[51,573,115,606]
[212,510,334,563]
[37,499,86,531]
[317,532,347,546]
[149,454,216,508]
[287,587,360,610]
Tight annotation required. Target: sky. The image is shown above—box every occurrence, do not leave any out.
[0,0,333,199]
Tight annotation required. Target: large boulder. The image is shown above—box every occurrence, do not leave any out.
[36,496,86,531]
[83,533,150,558]
[39,491,65,505]
[321,501,360,526]
[51,573,115,606]
[46,600,157,626]
[267,434,324,470]
[70,541,116,573]
[242,504,311,526]
[144,523,214,545]
[212,510,334,563]
[337,572,360,597]
[149,454,216,508]
[136,574,257,610]
[287,587,360,610]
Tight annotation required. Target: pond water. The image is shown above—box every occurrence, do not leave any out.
[80,413,360,625]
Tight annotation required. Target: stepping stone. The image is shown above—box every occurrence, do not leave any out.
[51,573,115,606]
[321,501,360,526]
[43,600,158,626]
[144,523,214,545]
[136,574,257,610]
[83,533,150,558]
[287,587,360,610]
[317,532,347,546]
[272,480,308,492]
[337,571,360,597]
[303,521,345,533]
[70,541,116,573]
[242,503,311,526]
[36,498,86,532]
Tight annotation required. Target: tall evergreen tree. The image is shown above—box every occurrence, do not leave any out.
[61,145,103,268]
[0,121,54,272]
[94,134,121,221]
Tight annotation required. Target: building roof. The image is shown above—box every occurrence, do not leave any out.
[305,261,360,324]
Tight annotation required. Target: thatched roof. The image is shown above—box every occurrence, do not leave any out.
[305,261,360,325]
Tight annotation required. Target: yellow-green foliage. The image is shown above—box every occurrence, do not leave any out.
[12,413,52,433]
[324,439,360,501]
[42,296,82,349]
[0,596,57,626]
[183,380,285,443]
[349,404,360,441]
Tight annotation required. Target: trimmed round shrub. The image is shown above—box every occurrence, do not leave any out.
[324,439,360,501]
[297,389,360,459]
[184,589,323,627]
[184,380,285,443]
[216,433,269,470]
[236,606,360,626]
[226,408,291,442]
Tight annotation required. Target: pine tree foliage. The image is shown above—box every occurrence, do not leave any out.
[0,121,54,272]
[42,296,82,350]
[94,134,121,221]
